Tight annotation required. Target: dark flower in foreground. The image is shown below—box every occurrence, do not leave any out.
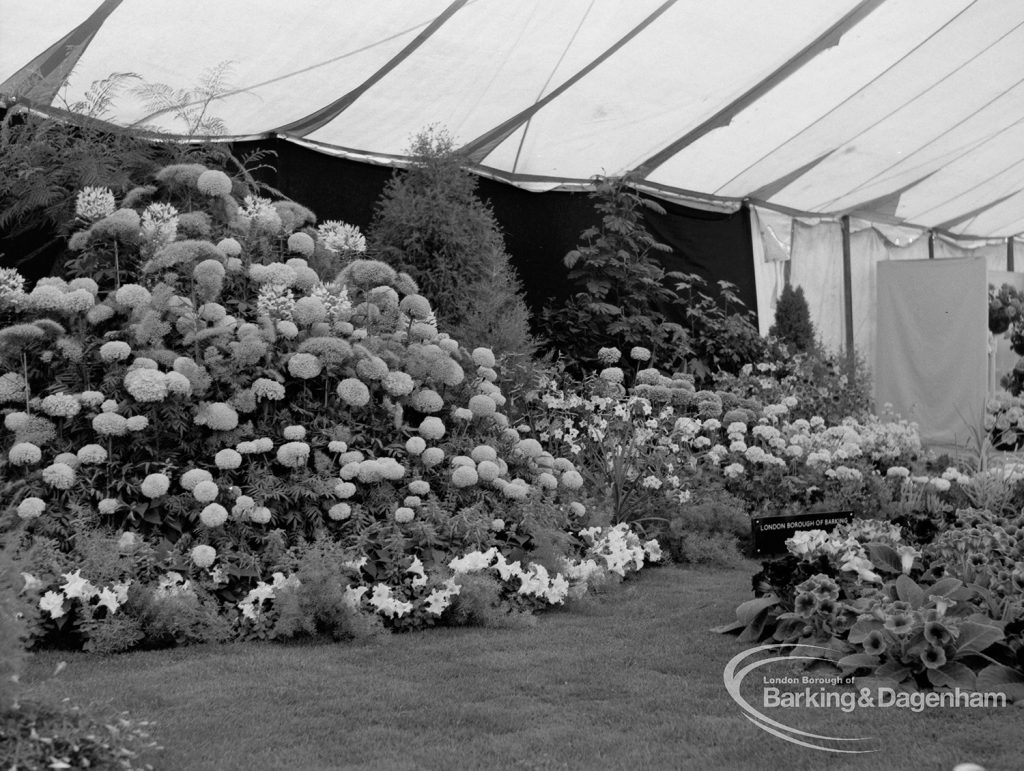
[920,645,947,670]
[884,612,915,636]
[794,592,818,618]
[923,621,953,647]
[862,630,887,656]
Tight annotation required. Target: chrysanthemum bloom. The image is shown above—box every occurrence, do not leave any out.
[8,442,42,465]
[115,283,152,310]
[92,412,129,436]
[252,378,286,401]
[408,480,430,496]
[597,347,621,364]
[334,481,356,499]
[466,346,496,368]
[180,468,214,491]
[99,341,132,362]
[277,441,311,468]
[560,470,585,491]
[126,415,149,432]
[216,237,242,257]
[199,503,229,528]
[38,393,80,420]
[355,356,389,382]
[328,503,352,521]
[474,460,499,483]
[192,480,220,503]
[276,319,299,339]
[420,448,445,468]
[451,466,479,488]
[42,462,76,489]
[250,506,272,524]
[287,232,316,257]
[75,186,116,221]
[327,440,348,453]
[288,352,323,379]
[77,390,105,409]
[76,444,108,464]
[502,481,530,501]
[124,368,168,403]
[98,498,120,514]
[405,436,427,455]
[140,472,171,498]
[600,367,624,384]
[291,296,328,327]
[187,544,217,570]
[629,346,652,362]
[394,507,415,524]
[418,416,446,441]
[408,388,443,413]
[468,394,497,418]
[52,453,79,470]
[337,378,371,407]
[536,472,558,491]
[195,402,239,431]
[439,359,465,387]
[382,371,415,397]
[515,438,543,458]
[17,496,45,519]
[403,496,422,508]
[197,169,233,196]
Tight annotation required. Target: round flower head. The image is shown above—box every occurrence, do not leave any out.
[337,378,370,407]
[418,416,446,441]
[317,220,366,253]
[77,444,108,464]
[394,507,415,524]
[180,468,214,491]
[334,481,356,499]
[140,472,171,498]
[197,170,233,196]
[279,426,304,442]
[0,372,28,403]
[78,390,105,408]
[250,506,272,524]
[292,296,327,327]
[191,544,218,568]
[217,237,242,258]
[40,393,81,419]
[398,294,433,320]
[408,480,430,496]
[192,480,220,503]
[468,394,497,418]
[276,319,299,339]
[471,347,496,368]
[124,368,168,402]
[597,347,621,364]
[383,371,415,398]
[288,352,323,379]
[477,460,500,482]
[451,465,479,488]
[328,503,352,521]
[569,502,586,516]
[8,442,42,465]
[100,341,132,362]
[93,412,129,436]
[405,436,427,455]
[409,388,444,414]
[115,284,152,310]
[629,346,652,362]
[75,186,116,221]
[42,462,75,489]
[420,447,445,468]
[252,378,286,401]
[98,498,121,514]
[53,452,79,469]
[600,367,624,384]
[195,402,239,431]
[18,496,45,519]
[126,415,149,432]
[165,371,193,396]
[277,441,310,468]
[287,232,316,256]
[200,503,229,528]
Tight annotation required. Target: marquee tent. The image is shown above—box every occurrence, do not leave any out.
[2,0,1023,369]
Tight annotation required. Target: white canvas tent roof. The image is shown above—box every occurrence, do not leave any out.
[1,0,1022,239]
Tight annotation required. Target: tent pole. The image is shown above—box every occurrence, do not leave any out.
[1008,237,1015,272]
[928,230,935,259]
[841,215,855,369]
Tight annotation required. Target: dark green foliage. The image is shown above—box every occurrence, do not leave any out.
[664,486,750,567]
[541,176,767,381]
[769,283,815,353]
[367,128,535,359]
[447,573,537,629]
[0,540,26,709]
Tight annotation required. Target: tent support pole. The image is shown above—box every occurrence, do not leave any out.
[928,231,935,259]
[1009,237,1015,272]
[841,215,855,369]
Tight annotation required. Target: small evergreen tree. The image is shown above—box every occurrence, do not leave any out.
[770,283,815,353]
[367,128,535,359]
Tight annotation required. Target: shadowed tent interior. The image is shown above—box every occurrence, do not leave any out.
[1,0,1022,371]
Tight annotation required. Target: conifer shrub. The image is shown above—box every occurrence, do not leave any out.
[367,128,536,362]
[769,283,815,353]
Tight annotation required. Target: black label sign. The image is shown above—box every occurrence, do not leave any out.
[751,511,854,555]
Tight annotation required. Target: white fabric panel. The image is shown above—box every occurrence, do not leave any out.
[789,220,843,352]
[55,0,450,134]
[0,1,96,83]
[875,258,989,447]
[749,207,789,336]
[934,237,1008,271]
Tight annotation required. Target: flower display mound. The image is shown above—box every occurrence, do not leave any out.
[716,512,1024,702]
[0,166,660,652]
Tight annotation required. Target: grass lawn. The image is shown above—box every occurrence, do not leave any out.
[18,564,1020,771]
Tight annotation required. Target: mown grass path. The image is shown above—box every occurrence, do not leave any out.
[20,565,1019,770]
